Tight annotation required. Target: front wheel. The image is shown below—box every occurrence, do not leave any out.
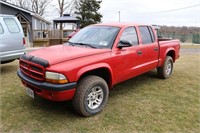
[72,75,109,117]
[157,56,173,79]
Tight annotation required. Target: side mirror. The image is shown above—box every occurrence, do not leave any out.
[117,40,132,48]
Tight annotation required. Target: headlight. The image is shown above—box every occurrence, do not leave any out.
[45,71,68,84]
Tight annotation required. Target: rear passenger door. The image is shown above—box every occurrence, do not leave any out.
[138,26,159,72]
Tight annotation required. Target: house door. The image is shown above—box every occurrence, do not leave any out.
[22,24,30,47]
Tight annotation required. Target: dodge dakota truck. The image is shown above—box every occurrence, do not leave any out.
[17,23,180,116]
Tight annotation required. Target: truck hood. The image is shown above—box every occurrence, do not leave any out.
[28,45,111,65]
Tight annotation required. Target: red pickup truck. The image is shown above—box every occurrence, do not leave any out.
[17,23,180,116]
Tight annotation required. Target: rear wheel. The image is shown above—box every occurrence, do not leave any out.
[157,56,173,79]
[72,75,109,117]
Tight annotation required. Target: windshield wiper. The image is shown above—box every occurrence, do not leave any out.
[79,43,98,48]
[67,41,97,48]
[73,42,97,48]
[67,41,75,46]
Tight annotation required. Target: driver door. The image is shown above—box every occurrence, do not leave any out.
[113,27,143,83]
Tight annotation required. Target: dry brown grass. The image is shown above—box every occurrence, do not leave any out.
[181,44,200,49]
[0,46,199,132]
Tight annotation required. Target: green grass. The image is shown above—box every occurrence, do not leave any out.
[0,48,200,132]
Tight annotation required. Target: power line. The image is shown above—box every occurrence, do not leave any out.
[140,4,200,14]
[101,4,200,15]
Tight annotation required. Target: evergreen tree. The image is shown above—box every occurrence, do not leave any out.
[75,0,102,28]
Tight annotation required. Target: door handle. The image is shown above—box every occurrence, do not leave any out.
[138,51,142,55]
[154,47,158,51]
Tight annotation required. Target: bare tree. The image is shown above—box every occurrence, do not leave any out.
[68,0,79,15]
[57,0,73,17]
[56,0,74,30]
[32,0,51,16]
[15,0,30,9]
[11,0,50,16]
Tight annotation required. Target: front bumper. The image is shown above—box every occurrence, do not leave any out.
[17,69,77,101]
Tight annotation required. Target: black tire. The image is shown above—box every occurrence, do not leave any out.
[157,56,173,79]
[72,75,109,117]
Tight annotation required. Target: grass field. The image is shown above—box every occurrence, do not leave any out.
[0,47,200,132]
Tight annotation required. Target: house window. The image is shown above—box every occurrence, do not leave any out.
[4,18,20,33]
[40,21,42,30]
[34,19,37,30]
[44,23,46,29]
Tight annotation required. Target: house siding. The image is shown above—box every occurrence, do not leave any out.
[0,2,50,47]
[0,4,32,22]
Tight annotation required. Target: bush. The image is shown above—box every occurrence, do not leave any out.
[192,34,200,44]
[180,34,187,42]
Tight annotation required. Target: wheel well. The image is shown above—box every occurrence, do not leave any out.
[167,50,175,62]
[78,68,112,89]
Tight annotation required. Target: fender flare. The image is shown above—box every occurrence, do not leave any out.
[76,63,114,87]
[159,47,175,66]
[165,47,175,60]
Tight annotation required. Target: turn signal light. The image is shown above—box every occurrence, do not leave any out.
[46,79,68,84]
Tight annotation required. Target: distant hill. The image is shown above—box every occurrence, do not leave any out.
[157,26,200,43]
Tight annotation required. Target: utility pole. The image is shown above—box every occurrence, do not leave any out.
[118,11,120,22]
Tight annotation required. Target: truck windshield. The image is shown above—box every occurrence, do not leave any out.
[66,26,120,48]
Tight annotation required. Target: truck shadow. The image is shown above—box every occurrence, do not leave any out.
[29,97,79,117]
[0,60,19,75]
[109,69,158,97]
[27,69,159,118]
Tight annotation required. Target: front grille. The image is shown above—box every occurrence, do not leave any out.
[20,59,45,81]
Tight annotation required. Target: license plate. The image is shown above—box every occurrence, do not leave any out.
[26,87,34,98]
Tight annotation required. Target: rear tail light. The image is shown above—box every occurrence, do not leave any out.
[23,38,26,45]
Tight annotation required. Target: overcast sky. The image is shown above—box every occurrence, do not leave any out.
[99,0,200,26]
[46,0,200,27]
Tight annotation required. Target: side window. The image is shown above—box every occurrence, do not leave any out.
[0,23,4,34]
[120,27,138,45]
[3,18,20,33]
[148,26,155,42]
[139,26,153,44]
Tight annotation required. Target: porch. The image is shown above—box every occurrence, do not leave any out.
[33,29,74,47]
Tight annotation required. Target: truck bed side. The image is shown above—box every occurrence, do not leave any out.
[158,39,180,67]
